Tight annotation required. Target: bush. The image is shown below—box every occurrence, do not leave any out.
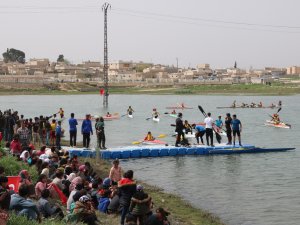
[0,154,38,183]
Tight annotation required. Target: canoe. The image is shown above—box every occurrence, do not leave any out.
[153,117,160,122]
[265,120,291,129]
[166,106,193,109]
[217,106,280,109]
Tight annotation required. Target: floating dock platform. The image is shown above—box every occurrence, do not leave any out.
[65,144,295,160]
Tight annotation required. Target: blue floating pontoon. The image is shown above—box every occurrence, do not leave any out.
[65,144,295,160]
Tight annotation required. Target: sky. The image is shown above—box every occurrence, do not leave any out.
[0,0,300,69]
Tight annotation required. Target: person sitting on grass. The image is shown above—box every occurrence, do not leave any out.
[35,174,48,199]
[145,207,170,225]
[10,184,42,222]
[0,176,10,224]
[73,195,98,225]
[10,134,22,157]
[37,189,64,219]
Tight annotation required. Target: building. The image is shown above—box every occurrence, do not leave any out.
[286,66,300,75]
[109,60,133,70]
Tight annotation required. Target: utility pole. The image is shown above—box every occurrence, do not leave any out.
[176,57,178,72]
[102,2,110,107]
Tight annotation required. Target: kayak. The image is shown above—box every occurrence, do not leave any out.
[169,114,177,118]
[153,117,160,122]
[143,139,167,145]
[166,106,193,109]
[128,114,133,118]
[217,106,280,109]
[265,120,291,129]
[103,113,120,121]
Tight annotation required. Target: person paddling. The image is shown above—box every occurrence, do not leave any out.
[231,114,242,146]
[127,106,134,116]
[152,108,159,119]
[144,131,155,141]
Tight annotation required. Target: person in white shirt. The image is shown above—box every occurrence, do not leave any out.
[204,112,214,147]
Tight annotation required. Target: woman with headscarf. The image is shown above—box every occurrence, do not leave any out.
[20,150,30,163]
[69,176,83,193]
[73,195,97,225]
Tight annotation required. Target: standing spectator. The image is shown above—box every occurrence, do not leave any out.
[95,117,106,149]
[175,113,184,147]
[231,114,243,146]
[32,117,40,146]
[55,121,62,150]
[10,184,41,221]
[50,119,56,146]
[0,176,10,225]
[44,118,51,146]
[225,113,233,145]
[109,159,122,185]
[27,118,33,142]
[204,112,214,147]
[81,114,93,148]
[17,122,30,147]
[118,170,137,225]
[39,116,45,145]
[5,112,15,142]
[0,112,5,139]
[69,113,78,147]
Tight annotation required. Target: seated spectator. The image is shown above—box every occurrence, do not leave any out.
[36,146,46,157]
[145,207,170,225]
[20,150,30,163]
[40,162,50,179]
[10,135,22,156]
[69,176,83,193]
[0,176,10,224]
[73,195,97,225]
[97,178,112,213]
[35,174,48,198]
[37,189,64,219]
[67,183,83,213]
[125,213,138,225]
[51,170,65,191]
[9,184,41,221]
[129,185,152,225]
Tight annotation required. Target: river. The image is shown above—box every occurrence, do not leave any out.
[1,94,299,225]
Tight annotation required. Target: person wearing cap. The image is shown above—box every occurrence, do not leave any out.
[81,114,93,148]
[129,185,152,225]
[73,195,97,225]
[118,170,137,225]
[145,207,170,225]
[69,113,78,147]
[204,112,214,147]
[0,175,10,224]
[225,113,233,145]
[175,113,184,147]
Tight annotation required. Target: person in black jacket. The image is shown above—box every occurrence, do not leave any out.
[175,113,184,147]
[118,170,137,225]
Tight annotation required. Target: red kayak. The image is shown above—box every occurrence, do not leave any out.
[166,106,193,109]
[143,139,167,145]
[103,113,120,121]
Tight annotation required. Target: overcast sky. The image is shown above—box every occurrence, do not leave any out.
[1,0,300,69]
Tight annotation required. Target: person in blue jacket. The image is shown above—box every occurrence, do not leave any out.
[192,124,206,145]
[55,121,62,150]
[231,114,242,146]
[69,113,78,147]
[81,114,93,148]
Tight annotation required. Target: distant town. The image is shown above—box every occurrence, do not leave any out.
[1,55,300,90]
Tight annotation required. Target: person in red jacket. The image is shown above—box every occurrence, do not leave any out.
[10,135,22,156]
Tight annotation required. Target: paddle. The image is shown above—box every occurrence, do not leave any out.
[157,134,166,138]
[121,114,127,117]
[146,117,152,120]
[198,105,222,144]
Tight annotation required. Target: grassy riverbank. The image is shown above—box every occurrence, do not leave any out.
[0,82,299,95]
[82,157,226,225]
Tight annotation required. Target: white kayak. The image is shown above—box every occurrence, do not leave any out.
[153,117,160,122]
[128,114,133,118]
[265,120,291,129]
[169,114,177,118]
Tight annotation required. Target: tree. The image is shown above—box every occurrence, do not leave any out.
[57,54,65,62]
[2,48,25,64]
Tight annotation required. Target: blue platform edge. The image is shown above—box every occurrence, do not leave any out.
[66,145,295,159]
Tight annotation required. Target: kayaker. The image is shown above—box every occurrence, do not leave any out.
[127,106,134,116]
[106,112,112,118]
[183,120,193,134]
[258,102,263,108]
[215,116,223,130]
[225,113,232,145]
[278,100,282,107]
[231,114,242,146]
[175,113,184,147]
[271,113,280,124]
[192,124,206,145]
[152,109,159,119]
[144,132,155,141]
[204,112,214,147]
[171,109,176,114]
[59,108,64,119]
[270,103,275,108]
[250,102,256,108]
[231,100,236,108]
